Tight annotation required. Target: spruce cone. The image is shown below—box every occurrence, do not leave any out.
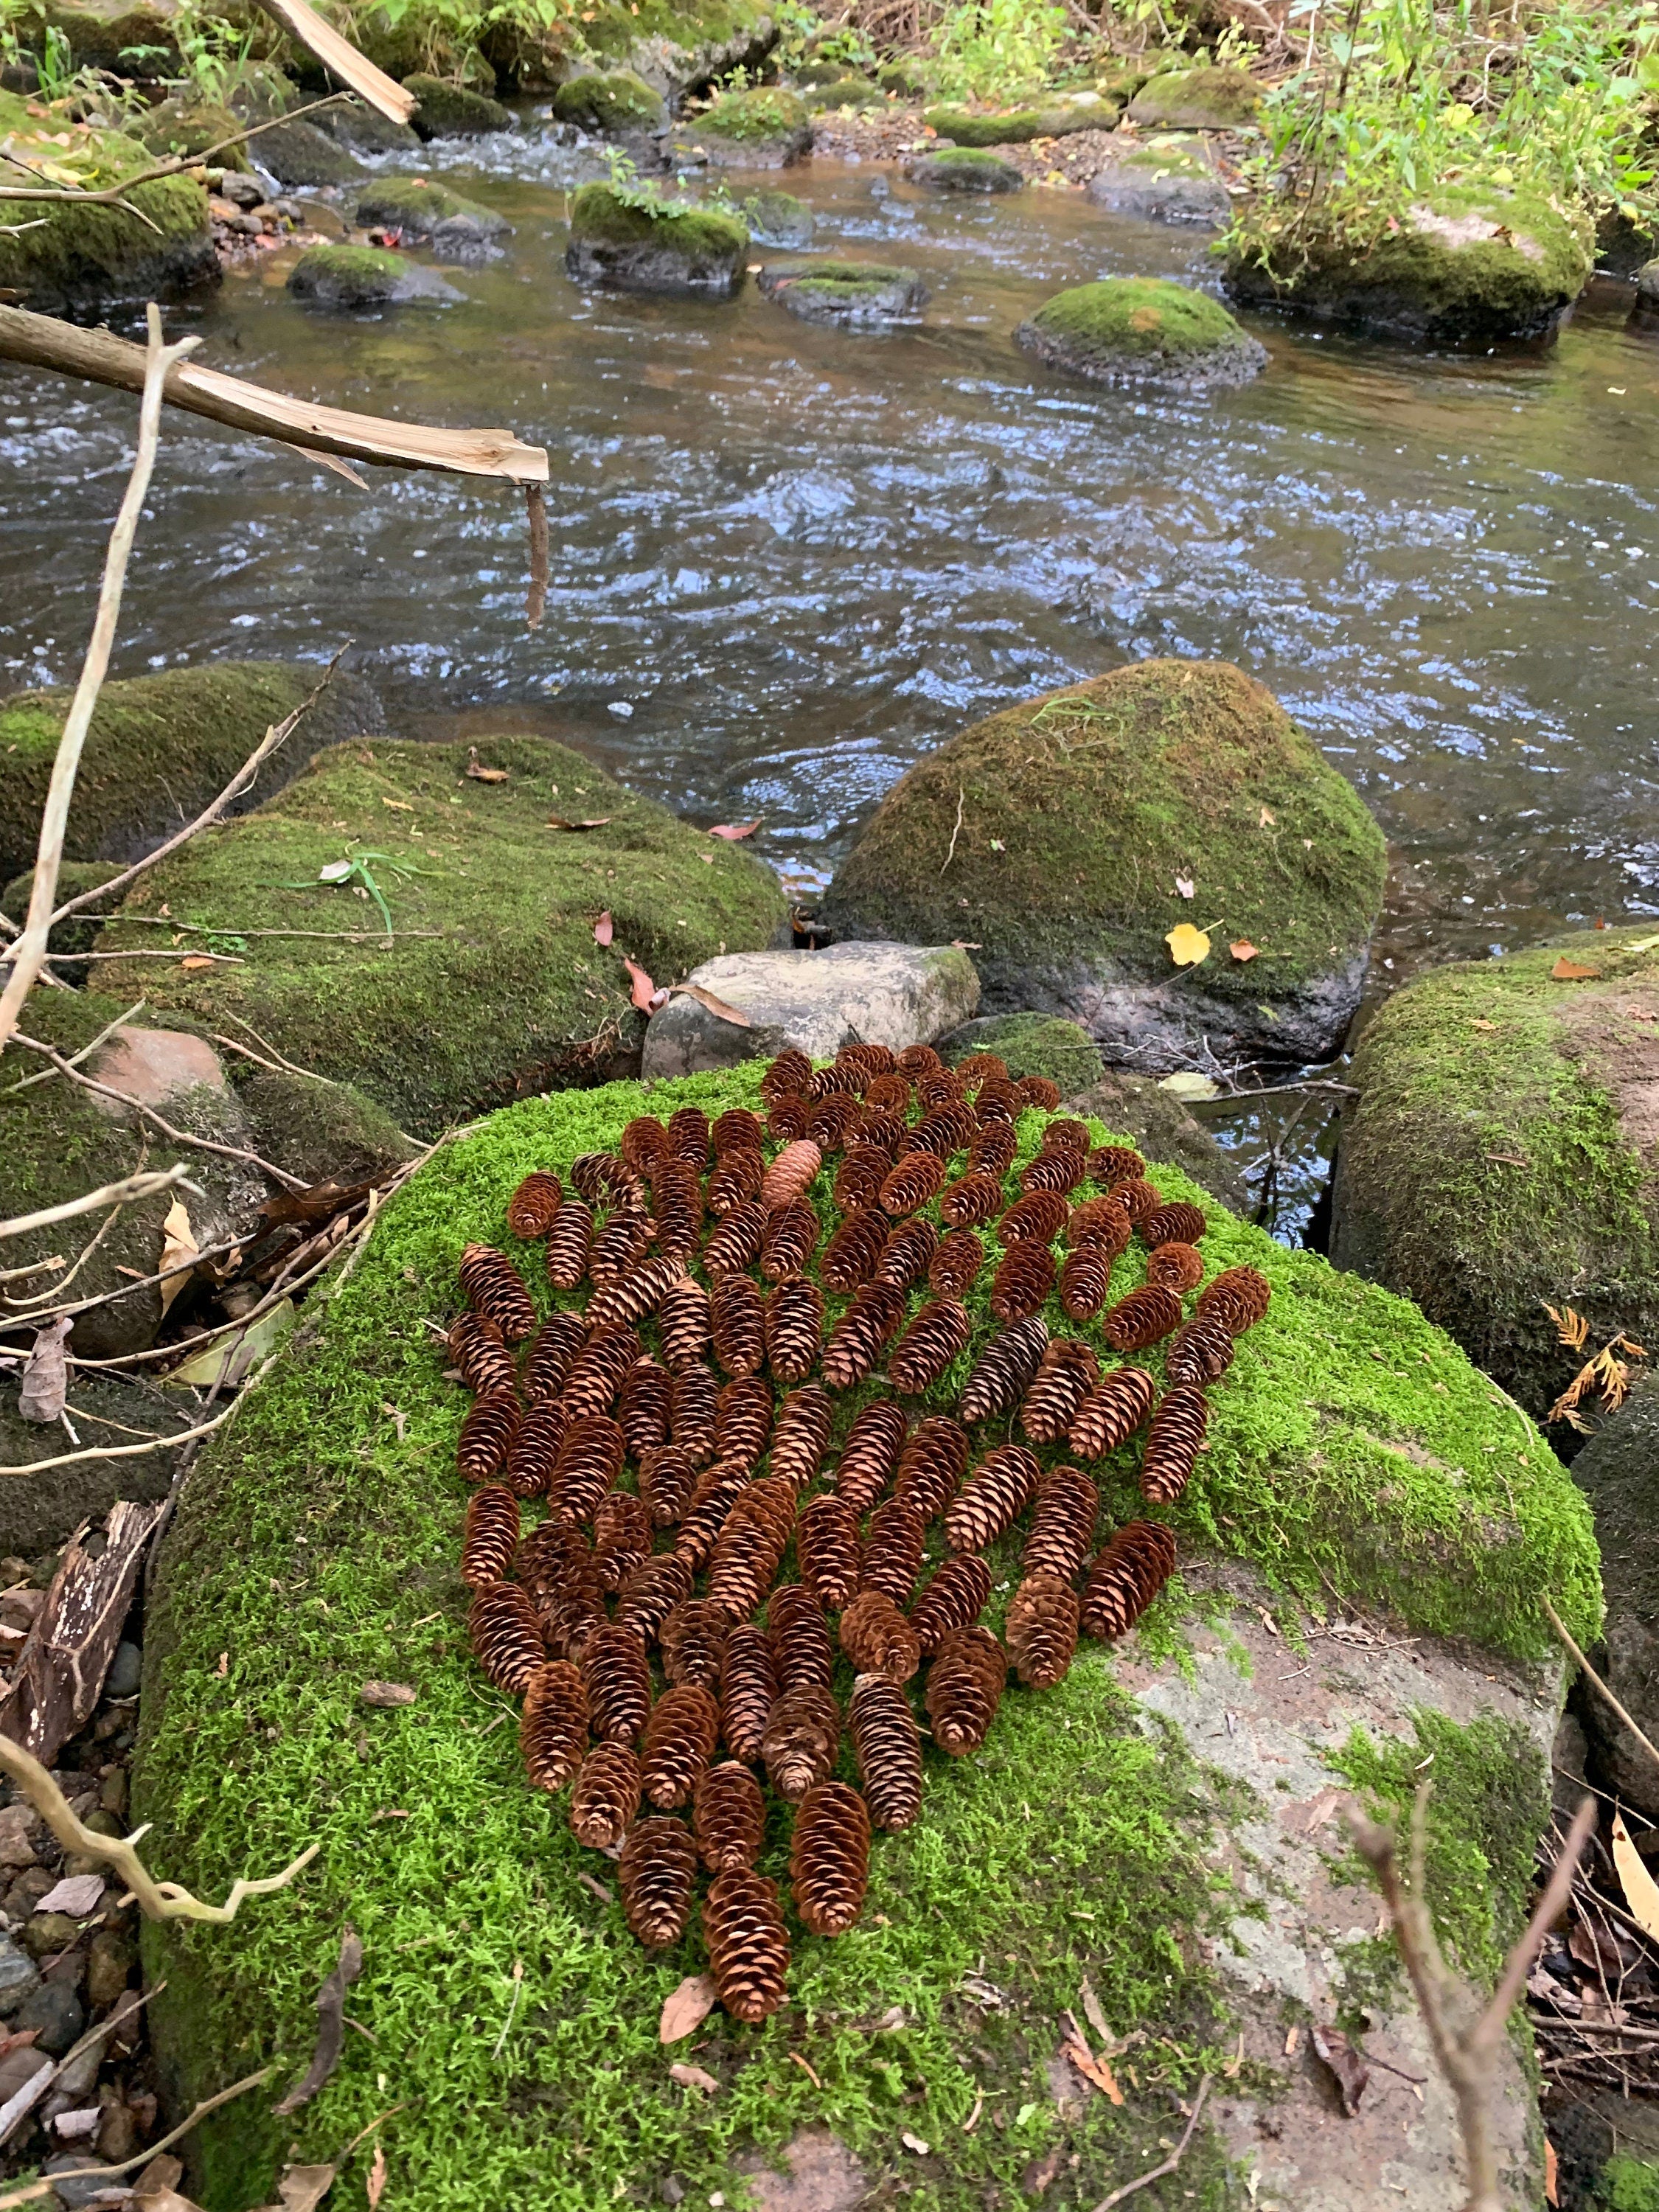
[760,1198,820,1283]
[543,1202,594,1293]
[762,1047,813,1104]
[908,1554,992,1654]
[807,1093,861,1152]
[945,1444,1041,1553]
[928,1228,984,1299]
[894,1416,970,1524]
[588,1251,685,1332]
[761,1138,822,1211]
[839,1590,921,1682]
[808,1060,860,1098]
[708,1477,796,1616]
[768,1583,835,1694]
[1022,1464,1099,1582]
[572,1152,641,1209]
[765,1273,824,1384]
[570,1742,641,1848]
[856,1105,908,1151]
[1088,1144,1146,1189]
[661,1597,732,1691]
[712,1274,766,1379]
[1140,1385,1208,1504]
[1111,1177,1162,1226]
[1019,1148,1085,1197]
[521,1659,589,1790]
[990,1240,1056,1326]
[771,1385,834,1491]
[1197,1265,1272,1335]
[549,1415,625,1526]
[460,1244,538,1343]
[593,1492,652,1593]
[1068,1366,1157,1459]
[956,1051,1009,1088]
[839,1040,896,1080]
[579,1622,653,1743]
[673,1466,749,1572]
[462,1485,521,1587]
[523,1310,589,1404]
[1080,1520,1177,1641]
[457,1388,521,1484]
[641,1682,721,1808]
[468,1580,545,1694]
[615,1550,695,1642]
[761,1683,841,1802]
[702,1203,765,1281]
[516,1518,591,1608]
[1020,1338,1100,1444]
[1067,1197,1133,1260]
[716,1374,774,1472]
[621,1114,669,1175]
[708,1150,765,1217]
[1005,1573,1081,1690]
[694,1760,766,1873]
[905,1108,966,1162]
[1147,1241,1205,1293]
[835,1144,893,1214]
[1040,1117,1091,1155]
[507,1168,564,1239]
[849,1673,922,1830]
[449,1311,517,1397]
[587,1208,653,1294]
[670,1363,720,1465]
[959,1318,1048,1424]
[543,1568,608,1663]
[720,1623,778,1761]
[668,1105,711,1169]
[861,1496,926,1605]
[822,1206,888,1293]
[968,1122,1018,1176]
[924,1626,1006,1756]
[565,1324,642,1418]
[1017,1075,1061,1110]
[822,1281,907,1390]
[1102,1284,1183,1354]
[896,1043,942,1075]
[712,1107,765,1156]
[972,1076,1021,1125]
[618,1357,671,1460]
[1143,1200,1206,1249]
[766,1095,812,1141]
[703,1868,790,2022]
[863,1074,912,1117]
[833,1399,910,1514]
[879,1151,945,1217]
[1166,1315,1236,1388]
[1057,1245,1113,1323]
[790,1779,871,1937]
[888,1298,973,1394]
[998,1190,1068,1245]
[639,1444,699,1528]
[619,1816,698,1947]
[796,1494,861,1612]
[873,1217,938,1293]
[650,1164,703,1260]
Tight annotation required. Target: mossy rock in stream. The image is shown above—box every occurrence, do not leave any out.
[819,658,1387,1070]
[130,96,246,163]
[287,242,463,307]
[351,175,511,245]
[550,67,664,133]
[0,661,386,888]
[405,72,514,136]
[730,184,813,246]
[937,1009,1103,1094]
[675,85,810,167]
[922,97,1117,145]
[9,0,181,73]
[1125,63,1261,130]
[903,144,1023,193]
[132,1067,1595,2211]
[1018,277,1265,393]
[756,257,927,327]
[243,114,366,186]
[566,181,748,296]
[1086,133,1229,226]
[801,74,883,109]
[88,734,788,1134]
[1330,928,1659,1425]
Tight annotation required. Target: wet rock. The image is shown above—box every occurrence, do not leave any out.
[0,1935,41,2017]
[105,1643,142,1701]
[288,244,463,309]
[23,1914,83,1961]
[1086,133,1230,225]
[17,0,178,73]
[552,68,664,134]
[673,86,810,168]
[215,169,265,209]
[405,72,513,137]
[1068,1067,1251,1211]
[15,1980,85,2054]
[757,259,927,329]
[1637,257,1659,305]
[640,942,980,1077]
[902,145,1023,193]
[0,1805,42,1870]
[309,101,420,156]
[731,187,813,247]
[41,2152,114,2208]
[352,176,511,248]
[819,658,1386,1072]
[248,116,365,187]
[922,94,1118,143]
[566,183,747,297]
[1017,276,1266,394]
[1126,64,1261,129]
[86,1930,136,2011]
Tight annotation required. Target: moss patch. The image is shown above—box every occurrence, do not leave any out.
[757,258,926,324]
[1018,276,1265,392]
[405,72,512,135]
[350,174,506,239]
[287,242,433,306]
[1127,65,1261,130]
[728,185,813,245]
[568,180,745,258]
[905,144,1024,192]
[922,100,1116,144]
[88,734,787,1136]
[939,1011,1102,1094]
[802,75,883,109]
[692,85,807,143]
[1605,2155,1659,2211]
[131,97,246,162]
[551,68,664,132]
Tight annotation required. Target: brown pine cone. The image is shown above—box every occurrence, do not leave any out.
[973,1075,1021,1125]
[990,1241,1056,1326]
[1101,1283,1183,1354]
[618,1357,671,1460]
[1080,1520,1177,1641]
[661,1597,732,1691]
[670,1363,720,1465]
[522,1310,589,1404]
[849,1673,923,1830]
[641,1682,721,1809]
[571,1152,641,1209]
[506,1169,564,1240]
[673,1465,750,1572]
[863,1073,912,1116]
[822,1206,888,1293]
[822,1281,907,1390]
[840,1041,895,1080]
[588,1252,686,1334]
[1142,1200,1206,1250]
[928,1228,984,1299]
[894,1416,970,1524]
[1067,1197,1133,1260]
[615,1550,695,1642]
[1166,1315,1236,1388]
[639,1443,699,1528]
[765,1274,824,1384]
[708,1150,765,1217]
[906,1107,969,1161]
[468,1580,545,1694]
[579,1622,653,1743]
[1019,1338,1100,1444]
[1039,1117,1091,1155]
[652,1168,704,1264]
[543,1202,594,1293]
[796,1494,861,1612]
[1111,1177,1162,1226]
[766,1095,812,1141]
[719,1623,779,1761]
[878,1150,945,1217]
[707,1477,796,1616]
[769,1583,835,1694]
[761,1683,841,1802]
[570,1741,641,1848]
[888,1298,973,1394]
[1068,1366,1157,1459]
[716,1374,774,1472]
[832,1399,910,1514]
[857,1105,908,1152]
[462,1486,521,1587]
[1005,1573,1081,1690]
[835,1143,894,1214]
[999,1189,1068,1245]
[457,1388,521,1484]
[956,1050,1009,1088]
[873,1217,938,1293]
[703,1868,790,2021]
[760,1198,821,1284]
[592,1492,653,1593]
[1019,1147,1085,1197]
[711,1274,766,1380]
[507,1407,566,1507]
[712,1107,765,1156]
[807,1093,861,1152]
[621,1114,669,1175]
[771,1384,835,1490]
[1057,1245,1113,1323]
[760,1138,822,1211]
[1017,1075,1061,1110]
[1088,1144,1146,1189]
[924,1625,1006,1755]
[1022,1464,1099,1582]
[694,1759,766,1873]
[703,1203,765,1284]
[619,1815,698,1947]
[945,1444,1041,1554]
[521,1658,589,1790]
[586,1209,654,1295]
[1146,1241,1205,1293]
[968,1122,1018,1176]
[541,1566,607,1663]
[449,1311,517,1397]
[790,1779,871,1937]
[959,1318,1048,1424]
[549,1415,625,1526]
[908,1554,992,1654]
[667,1105,710,1169]
[861,1496,926,1605]
[897,1043,942,1075]
[565,1324,643,1419]
[839,1590,921,1682]
[1197,1265,1272,1335]
[1140,1385,1208,1505]
[516,1518,590,1608]
[460,1243,538,1342]
[761,1046,813,1104]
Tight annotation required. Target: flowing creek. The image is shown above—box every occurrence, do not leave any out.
[4,125,1658,1233]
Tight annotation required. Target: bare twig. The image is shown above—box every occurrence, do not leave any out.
[0,1350,282,1474]
[1092,2076,1211,2210]
[0,1165,204,1242]
[0,94,351,204]
[0,1233,246,1330]
[1,996,145,1094]
[940,784,965,875]
[1543,1596,1659,1778]
[0,2065,275,2203]
[526,483,549,630]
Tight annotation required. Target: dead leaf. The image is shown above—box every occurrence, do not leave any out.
[951,939,984,950]
[1174,872,1195,900]
[1470,1018,1497,1032]
[274,1933,363,2117]
[1060,2037,1124,2104]
[366,2143,387,2211]
[624,959,658,1014]
[256,2167,337,2212]
[1021,2147,1062,2197]
[658,1974,717,2044]
[1259,805,1276,826]
[546,815,613,831]
[179,954,216,972]
[1228,939,1259,962]
[360,1681,417,1708]
[1551,956,1601,980]
[788,2051,823,2089]
[1295,1788,1343,1834]
[465,749,509,783]
[670,984,751,1027]
[1166,922,1211,968]
[1611,1812,1659,1943]
[380,797,412,812]
[669,2062,720,2093]
[18,1315,72,1425]
[1284,2023,1300,2056]
[34,1873,103,1917]
[593,911,614,948]
[1310,2023,1369,2116]
[900,2132,931,2156]
[1545,2136,1558,2208]
[1079,1981,1113,2048]
[707,821,761,840]
[157,1199,198,1321]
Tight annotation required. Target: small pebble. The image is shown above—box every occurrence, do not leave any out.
[607,700,635,720]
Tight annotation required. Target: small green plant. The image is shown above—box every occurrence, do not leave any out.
[279,848,432,936]
[929,0,1068,102]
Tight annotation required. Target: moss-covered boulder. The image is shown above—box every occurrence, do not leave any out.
[1329,929,1659,1423]
[1126,64,1260,130]
[132,1066,1595,2210]
[351,175,511,249]
[307,96,421,155]
[922,97,1117,145]
[731,184,813,246]
[802,74,883,109]
[0,1370,195,1559]
[1017,276,1266,393]
[938,1008,1102,1093]
[88,734,787,1134]
[903,144,1023,192]
[820,658,1387,1069]
[1225,184,1594,344]
[756,257,927,327]
[244,114,366,185]
[405,71,513,136]
[0,661,384,889]
[675,85,810,167]
[566,181,747,296]
[130,96,245,163]
[10,0,179,73]
[287,242,462,307]
[550,67,664,133]
[1086,133,1228,225]
[234,1068,418,1186]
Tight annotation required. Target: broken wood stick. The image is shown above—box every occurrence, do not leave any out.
[256,0,415,123]
[0,1165,202,1242]
[0,1500,167,1761]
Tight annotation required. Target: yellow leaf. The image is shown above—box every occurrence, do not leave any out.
[157,1200,198,1319]
[1612,1812,1659,1943]
[1166,922,1210,967]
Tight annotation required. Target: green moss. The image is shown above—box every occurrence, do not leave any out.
[1127,65,1262,129]
[1026,275,1252,364]
[1604,2154,1659,2211]
[821,658,1388,1008]
[922,100,1113,143]
[550,68,664,131]
[1333,930,1659,1419]
[88,734,786,1136]
[568,178,746,257]
[405,72,513,134]
[133,1068,1594,2208]
[570,0,763,69]
[802,75,883,108]
[12,0,180,72]
[691,84,807,144]
[350,174,504,237]
[0,102,212,311]
[759,258,925,320]
[939,1012,1102,1093]
[286,242,411,303]
[2,860,130,972]
[906,144,1024,191]
[232,1068,418,1186]
[1121,132,1212,176]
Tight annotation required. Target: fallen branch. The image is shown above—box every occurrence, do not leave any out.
[0,2066,276,2205]
[274,1930,364,2115]
[1543,1596,1659,1777]
[1092,2076,1211,2211]
[256,0,415,123]
[0,1232,244,1330]
[77,919,447,940]
[0,1164,202,1241]
[0,1349,282,1473]
[526,482,549,630]
[1,995,145,1094]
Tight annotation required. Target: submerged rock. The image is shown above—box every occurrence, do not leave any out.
[819,658,1387,1070]
[1126,64,1261,130]
[757,258,927,328]
[351,176,512,260]
[1086,133,1229,225]
[1017,276,1265,392]
[902,145,1023,193]
[674,86,810,167]
[550,67,664,133]
[731,186,813,247]
[565,181,747,296]
[287,243,462,307]
[405,72,514,137]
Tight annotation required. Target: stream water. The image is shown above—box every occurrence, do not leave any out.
[3,125,1658,1232]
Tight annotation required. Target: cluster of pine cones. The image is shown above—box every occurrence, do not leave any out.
[446,1043,1270,2023]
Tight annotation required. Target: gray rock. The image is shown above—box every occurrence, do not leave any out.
[250,117,365,189]
[215,170,265,209]
[1085,137,1230,226]
[309,102,421,156]
[1564,1371,1659,1818]
[757,260,928,329]
[0,1804,41,1871]
[43,2152,114,2208]
[902,147,1023,193]
[732,187,814,248]
[428,213,505,263]
[288,246,462,310]
[351,181,511,247]
[15,1980,85,2056]
[1637,257,1659,305]
[105,1641,142,1701]
[640,942,981,1078]
[0,1933,41,2017]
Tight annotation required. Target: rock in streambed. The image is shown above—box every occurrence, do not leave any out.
[757,258,928,328]
[1017,278,1265,394]
[565,182,747,296]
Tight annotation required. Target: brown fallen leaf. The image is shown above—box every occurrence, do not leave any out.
[624,959,662,1014]
[1551,956,1601,980]
[1470,1018,1497,1032]
[1310,2023,1369,2115]
[157,1198,198,1321]
[671,983,751,1027]
[546,815,613,831]
[465,749,509,783]
[18,1315,72,1425]
[669,2061,720,2093]
[360,1681,417,1708]
[1545,2135,1558,2208]
[1020,2146,1062,2197]
[179,953,216,972]
[593,911,614,947]
[658,1973,717,2044]
[1060,2036,1124,2104]
[788,2051,823,2089]
[251,2166,337,2212]
[1612,1812,1659,1943]
[274,1932,364,2117]
[707,821,761,840]
[366,2143,387,2211]
[1079,1980,1113,2048]
[1228,939,1259,963]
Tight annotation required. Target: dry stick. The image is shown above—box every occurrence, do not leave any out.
[0,1196,129,1310]
[0,1233,247,1331]
[0,1984,162,2149]
[0,1165,203,1242]
[2,995,146,1095]
[0,306,195,1055]
[1092,2076,1211,2211]
[0,2067,277,2206]
[78,919,446,940]
[1543,1596,1659,1775]
[526,482,549,630]
[10,946,246,964]
[0,1349,283,1474]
